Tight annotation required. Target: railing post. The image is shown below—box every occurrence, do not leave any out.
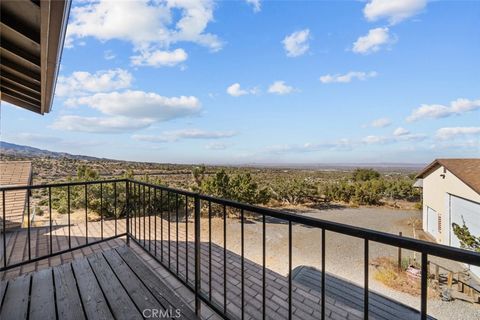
[194,194,201,315]
[126,180,130,246]
[421,252,428,320]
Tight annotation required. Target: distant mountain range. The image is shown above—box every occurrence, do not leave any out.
[1,141,426,170]
[0,141,107,161]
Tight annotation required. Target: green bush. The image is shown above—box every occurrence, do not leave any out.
[352,168,380,181]
[200,170,270,205]
[271,178,317,204]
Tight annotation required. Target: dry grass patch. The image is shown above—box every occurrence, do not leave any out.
[372,257,433,296]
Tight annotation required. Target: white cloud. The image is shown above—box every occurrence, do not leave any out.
[352,27,392,54]
[66,0,222,63]
[51,116,153,133]
[407,98,480,122]
[393,127,409,136]
[436,127,480,140]
[226,83,258,97]
[104,50,115,60]
[131,48,188,67]
[4,133,103,150]
[134,129,236,143]
[370,118,392,128]
[246,0,261,13]
[65,90,201,121]
[56,69,133,97]
[362,135,392,144]
[268,140,353,154]
[268,81,294,95]
[15,133,63,144]
[364,0,427,25]
[397,133,427,142]
[206,142,229,150]
[282,29,310,57]
[320,71,378,84]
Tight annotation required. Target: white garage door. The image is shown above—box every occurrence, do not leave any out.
[449,195,480,278]
[426,206,438,237]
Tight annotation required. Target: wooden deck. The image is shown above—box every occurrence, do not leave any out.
[0,246,198,320]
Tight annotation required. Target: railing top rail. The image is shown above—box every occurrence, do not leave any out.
[0,178,127,191]
[128,179,480,266]
[2,178,479,266]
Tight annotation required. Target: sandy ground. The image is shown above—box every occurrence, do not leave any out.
[196,207,480,320]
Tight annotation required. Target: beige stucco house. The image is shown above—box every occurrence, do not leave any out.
[416,159,480,275]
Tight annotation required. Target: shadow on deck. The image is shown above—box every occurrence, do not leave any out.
[0,246,198,320]
[0,216,435,319]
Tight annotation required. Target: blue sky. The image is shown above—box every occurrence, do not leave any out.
[1,0,479,164]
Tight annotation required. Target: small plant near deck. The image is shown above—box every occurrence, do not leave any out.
[372,257,425,296]
[452,220,480,252]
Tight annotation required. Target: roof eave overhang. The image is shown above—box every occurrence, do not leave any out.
[40,0,71,114]
[0,0,71,115]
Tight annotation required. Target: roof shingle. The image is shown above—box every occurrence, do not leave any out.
[417,158,480,195]
[0,161,32,229]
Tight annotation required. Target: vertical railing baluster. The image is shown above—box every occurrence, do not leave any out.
[223,204,227,315]
[137,184,140,243]
[154,188,157,257]
[133,184,137,239]
[148,187,151,252]
[85,184,88,244]
[208,201,212,302]
[143,185,146,247]
[2,190,6,268]
[49,187,53,255]
[241,209,245,320]
[176,193,179,275]
[321,228,326,320]
[194,194,201,315]
[185,196,189,283]
[168,191,171,269]
[262,214,266,320]
[421,253,428,320]
[100,183,103,240]
[114,182,117,236]
[27,189,31,260]
[288,220,292,320]
[126,181,130,245]
[364,239,369,319]
[160,189,163,262]
[67,185,71,249]
[136,184,139,239]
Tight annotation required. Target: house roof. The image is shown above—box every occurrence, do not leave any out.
[416,159,480,195]
[0,0,71,114]
[0,161,33,229]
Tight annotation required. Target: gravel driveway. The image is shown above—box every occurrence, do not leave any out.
[199,206,480,320]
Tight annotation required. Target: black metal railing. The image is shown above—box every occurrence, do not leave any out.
[0,179,129,271]
[2,178,480,320]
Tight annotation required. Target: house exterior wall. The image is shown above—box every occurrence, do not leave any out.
[422,165,480,244]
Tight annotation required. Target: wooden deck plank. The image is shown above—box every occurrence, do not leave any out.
[116,246,198,319]
[293,266,424,320]
[102,250,166,313]
[0,281,7,305]
[54,263,86,320]
[29,268,55,320]
[0,274,30,320]
[71,258,113,320]
[87,253,142,320]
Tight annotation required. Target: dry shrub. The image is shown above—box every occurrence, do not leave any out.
[372,257,422,296]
